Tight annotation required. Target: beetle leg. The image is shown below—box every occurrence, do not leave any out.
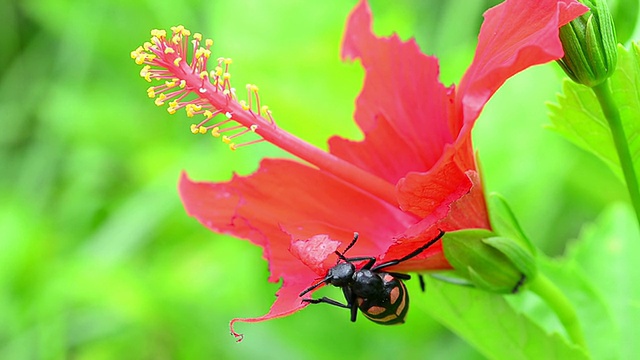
[302,297,350,309]
[342,287,359,323]
[387,272,411,280]
[341,256,376,269]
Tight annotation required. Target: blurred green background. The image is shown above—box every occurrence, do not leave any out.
[1,0,637,359]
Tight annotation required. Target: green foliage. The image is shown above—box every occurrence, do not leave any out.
[568,203,640,360]
[548,42,640,182]
[423,203,639,359]
[420,277,589,360]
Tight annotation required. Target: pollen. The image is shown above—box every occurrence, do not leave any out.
[132,25,277,150]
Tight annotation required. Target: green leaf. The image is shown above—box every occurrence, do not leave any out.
[487,193,536,254]
[535,258,618,360]
[547,42,640,182]
[547,78,618,175]
[419,278,589,360]
[567,203,640,360]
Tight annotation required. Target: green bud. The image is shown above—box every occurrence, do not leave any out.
[442,229,537,294]
[557,0,618,87]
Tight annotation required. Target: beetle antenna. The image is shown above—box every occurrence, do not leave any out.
[341,232,359,256]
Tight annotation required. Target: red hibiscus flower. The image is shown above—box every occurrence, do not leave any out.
[132,0,587,340]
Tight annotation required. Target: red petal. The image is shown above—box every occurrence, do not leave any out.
[395,126,487,227]
[179,159,416,330]
[180,159,413,281]
[230,277,309,342]
[290,234,341,276]
[441,170,491,231]
[332,0,456,184]
[383,222,451,272]
[458,0,588,123]
[396,144,473,219]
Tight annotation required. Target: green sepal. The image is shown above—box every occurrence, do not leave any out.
[487,193,536,255]
[483,237,537,280]
[442,229,537,294]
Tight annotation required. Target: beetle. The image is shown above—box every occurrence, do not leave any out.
[299,229,445,324]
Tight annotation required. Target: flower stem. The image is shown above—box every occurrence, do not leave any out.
[528,274,588,350]
[592,80,640,227]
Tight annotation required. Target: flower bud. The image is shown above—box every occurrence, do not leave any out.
[442,230,537,294]
[557,0,618,87]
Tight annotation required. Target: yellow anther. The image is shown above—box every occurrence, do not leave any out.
[223,73,231,80]
[199,126,207,134]
[185,105,195,117]
[214,66,223,77]
[239,100,249,111]
[223,89,231,96]
[164,47,175,54]
[250,125,258,132]
[195,48,210,59]
[151,29,167,38]
[224,58,233,65]
[211,127,221,137]
[260,105,269,114]
[143,41,153,51]
[141,66,152,82]
[199,70,208,79]
[190,124,199,134]
[171,34,181,45]
[165,79,177,88]
[194,33,202,41]
[222,135,231,144]
[205,39,213,47]
[250,84,259,92]
[185,104,202,117]
[173,57,182,66]
[154,93,167,106]
[203,110,214,119]
[130,47,143,59]
[179,80,186,88]
[167,107,177,114]
[229,143,237,151]
[147,87,155,98]
[134,53,146,65]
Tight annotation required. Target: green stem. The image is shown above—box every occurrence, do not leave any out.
[592,80,640,227]
[528,274,588,350]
